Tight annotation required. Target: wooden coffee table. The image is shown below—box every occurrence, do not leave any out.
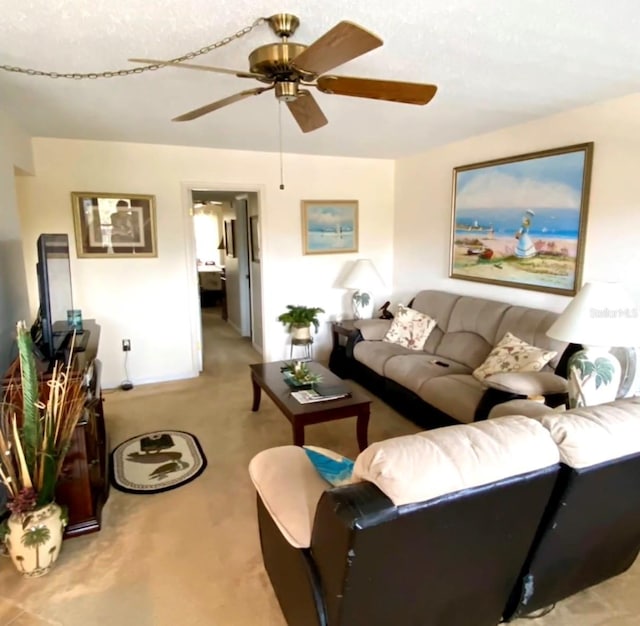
[249,361,372,450]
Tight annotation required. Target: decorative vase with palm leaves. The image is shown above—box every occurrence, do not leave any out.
[567,347,620,408]
[4,502,67,577]
[0,321,87,577]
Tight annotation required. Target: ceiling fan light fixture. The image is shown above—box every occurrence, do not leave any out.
[275,81,299,102]
[159,15,437,130]
[267,14,300,39]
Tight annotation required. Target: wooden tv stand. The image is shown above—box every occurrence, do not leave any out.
[2,320,110,538]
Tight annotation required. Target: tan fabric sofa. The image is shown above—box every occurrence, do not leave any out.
[336,290,568,426]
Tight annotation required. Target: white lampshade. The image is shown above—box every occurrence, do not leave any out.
[340,259,384,291]
[546,282,640,347]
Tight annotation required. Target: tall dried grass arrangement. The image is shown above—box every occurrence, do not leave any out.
[0,321,87,514]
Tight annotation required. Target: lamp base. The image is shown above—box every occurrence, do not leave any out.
[352,290,374,320]
[567,347,621,408]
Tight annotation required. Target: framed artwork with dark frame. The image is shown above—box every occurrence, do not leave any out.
[249,215,260,263]
[450,142,593,295]
[224,219,236,257]
[71,192,157,258]
[301,200,358,255]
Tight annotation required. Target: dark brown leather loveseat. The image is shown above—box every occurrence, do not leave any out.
[249,398,640,626]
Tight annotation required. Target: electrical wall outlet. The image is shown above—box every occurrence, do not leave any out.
[122,339,131,352]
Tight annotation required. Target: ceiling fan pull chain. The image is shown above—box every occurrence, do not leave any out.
[278,102,285,190]
[0,17,267,80]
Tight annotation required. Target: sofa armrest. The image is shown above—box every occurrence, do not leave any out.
[484,372,568,397]
[311,482,398,558]
[345,329,363,359]
[488,399,558,421]
[354,319,392,341]
[310,483,396,624]
[313,481,397,534]
[475,373,568,421]
[249,446,330,549]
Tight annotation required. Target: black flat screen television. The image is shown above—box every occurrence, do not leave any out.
[31,233,86,361]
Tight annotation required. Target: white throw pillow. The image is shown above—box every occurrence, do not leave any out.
[382,305,437,351]
[473,332,557,381]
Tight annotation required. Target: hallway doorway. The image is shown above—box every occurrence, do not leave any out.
[188,187,262,373]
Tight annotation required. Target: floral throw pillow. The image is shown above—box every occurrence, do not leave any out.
[382,305,437,351]
[473,332,557,381]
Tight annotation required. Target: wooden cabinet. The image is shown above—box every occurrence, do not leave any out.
[55,358,109,538]
[58,321,109,538]
[1,320,109,538]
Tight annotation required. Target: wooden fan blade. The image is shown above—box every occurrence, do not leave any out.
[172,87,272,122]
[316,75,438,105]
[291,22,382,75]
[286,91,328,133]
[128,58,261,79]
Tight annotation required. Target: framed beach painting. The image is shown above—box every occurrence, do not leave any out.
[301,200,358,255]
[71,192,157,258]
[450,143,593,295]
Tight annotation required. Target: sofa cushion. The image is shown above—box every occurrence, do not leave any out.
[418,374,487,423]
[249,446,329,548]
[383,354,470,396]
[382,305,437,350]
[434,296,511,369]
[353,340,412,377]
[496,306,565,370]
[540,397,640,468]
[353,416,559,506]
[473,332,557,381]
[409,291,462,353]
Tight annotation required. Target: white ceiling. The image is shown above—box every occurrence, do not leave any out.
[2,0,640,159]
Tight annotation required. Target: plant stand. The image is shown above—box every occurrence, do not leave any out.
[290,337,313,360]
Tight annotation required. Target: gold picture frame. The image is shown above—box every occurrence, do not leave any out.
[450,143,593,295]
[71,192,157,258]
[301,200,358,255]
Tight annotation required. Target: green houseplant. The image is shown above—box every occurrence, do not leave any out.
[0,321,86,577]
[277,305,325,337]
[280,360,323,386]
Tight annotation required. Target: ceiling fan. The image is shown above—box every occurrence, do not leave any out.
[129,13,438,133]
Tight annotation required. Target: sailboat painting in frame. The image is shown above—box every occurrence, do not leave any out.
[450,142,593,296]
[301,200,359,255]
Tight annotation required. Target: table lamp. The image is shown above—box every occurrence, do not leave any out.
[340,259,384,319]
[546,282,640,408]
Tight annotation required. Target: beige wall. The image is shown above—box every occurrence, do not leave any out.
[17,138,395,388]
[0,111,33,373]
[394,93,640,311]
[16,93,637,389]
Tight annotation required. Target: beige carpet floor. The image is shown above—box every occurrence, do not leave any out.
[0,307,638,625]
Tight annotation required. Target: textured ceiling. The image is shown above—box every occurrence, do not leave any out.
[2,0,640,159]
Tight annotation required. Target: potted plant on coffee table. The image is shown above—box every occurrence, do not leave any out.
[277,305,325,342]
[0,322,87,577]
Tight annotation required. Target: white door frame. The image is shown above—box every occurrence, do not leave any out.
[181,181,265,373]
